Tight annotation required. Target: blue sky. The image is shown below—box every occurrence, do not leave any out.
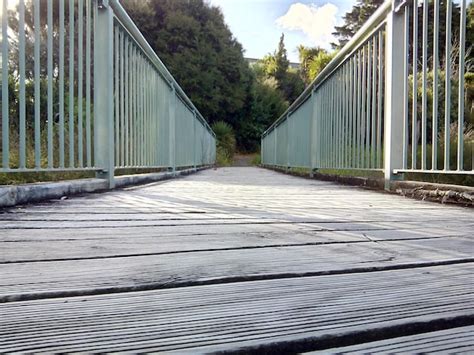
[207,0,357,63]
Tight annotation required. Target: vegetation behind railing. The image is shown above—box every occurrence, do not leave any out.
[0,0,215,187]
[261,0,473,189]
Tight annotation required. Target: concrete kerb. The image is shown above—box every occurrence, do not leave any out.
[0,166,211,208]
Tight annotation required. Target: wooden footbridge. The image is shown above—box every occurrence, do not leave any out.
[1,0,473,352]
[1,167,473,352]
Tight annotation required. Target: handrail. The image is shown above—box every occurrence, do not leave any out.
[109,0,215,137]
[0,0,216,186]
[262,0,392,138]
[261,0,473,190]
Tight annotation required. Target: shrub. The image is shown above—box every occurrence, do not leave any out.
[212,121,236,166]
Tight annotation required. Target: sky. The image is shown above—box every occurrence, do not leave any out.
[207,0,357,63]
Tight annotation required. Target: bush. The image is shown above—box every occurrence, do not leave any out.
[212,121,236,166]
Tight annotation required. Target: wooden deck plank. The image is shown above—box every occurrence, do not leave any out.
[306,326,474,354]
[1,237,472,301]
[0,167,472,352]
[0,264,472,353]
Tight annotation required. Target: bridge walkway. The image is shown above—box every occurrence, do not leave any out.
[0,167,473,352]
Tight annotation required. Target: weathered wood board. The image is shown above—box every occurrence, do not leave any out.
[0,167,472,352]
[1,264,472,353]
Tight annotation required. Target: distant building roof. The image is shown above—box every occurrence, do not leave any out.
[245,57,300,70]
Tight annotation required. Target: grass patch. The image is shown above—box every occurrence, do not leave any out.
[0,171,95,185]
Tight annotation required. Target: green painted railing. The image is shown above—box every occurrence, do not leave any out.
[262,0,473,188]
[0,0,216,187]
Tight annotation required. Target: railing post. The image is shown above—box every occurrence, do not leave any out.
[169,86,176,174]
[94,0,115,188]
[310,90,316,177]
[193,111,197,170]
[273,128,277,167]
[383,1,405,190]
[286,114,290,171]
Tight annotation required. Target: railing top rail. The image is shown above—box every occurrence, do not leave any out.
[262,0,395,138]
[109,0,215,138]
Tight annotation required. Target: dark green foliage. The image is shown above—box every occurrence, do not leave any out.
[122,1,303,152]
[274,34,290,84]
[239,78,288,152]
[255,34,305,103]
[331,0,385,49]
[298,45,336,85]
[122,0,253,131]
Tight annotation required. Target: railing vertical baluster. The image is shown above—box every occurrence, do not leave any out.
[273,127,277,166]
[68,0,75,168]
[130,45,135,166]
[141,57,146,166]
[412,0,418,170]
[94,0,115,187]
[78,0,84,167]
[432,0,439,171]
[377,31,383,169]
[324,84,328,168]
[133,46,137,166]
[114,27,119,165]
[402,4,409,170]
[342,65,347,168]
[169,86,176,172]
[444,0,452,171]
[120,32,125,167]
[193,111,197,169]
[59,0,65,168]
[139,56,144,166]
[457,0,466,171]
[124,37,129,167]
[366,40,372,169]
[357,50,362,169]
[1,0,9,169]
[341,64,346,168]
[371,36,377,169]
[352,56,357,168]
[19,0,26,169]
[86,0,92,167]
[34,0,41,168]
[318,90,322,168]
[310,90,316,174]
[421,0,428,170]
[348,60,353,168]
[361,45,367,168]
[332,77,336,168]
[47,0,54,168]
[338,71,343,168]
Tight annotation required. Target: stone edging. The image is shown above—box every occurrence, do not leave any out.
[0,167,211,208]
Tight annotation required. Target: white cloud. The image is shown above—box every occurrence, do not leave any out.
[276,3,339,48]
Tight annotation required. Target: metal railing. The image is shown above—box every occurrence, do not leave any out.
[0,0,215,187]
[261,0,473,188]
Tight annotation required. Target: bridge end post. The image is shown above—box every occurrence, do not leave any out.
[383,1,406,191]
[94,0,115,189]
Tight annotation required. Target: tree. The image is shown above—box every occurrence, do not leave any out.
[332,0,464,61]
[239,77,288,151]
[297,45,336,85]
[298,45,324,85]
[274,33,290,83]
[332,0,384,49]
[256,34,304,103]
[122,0,254,149]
